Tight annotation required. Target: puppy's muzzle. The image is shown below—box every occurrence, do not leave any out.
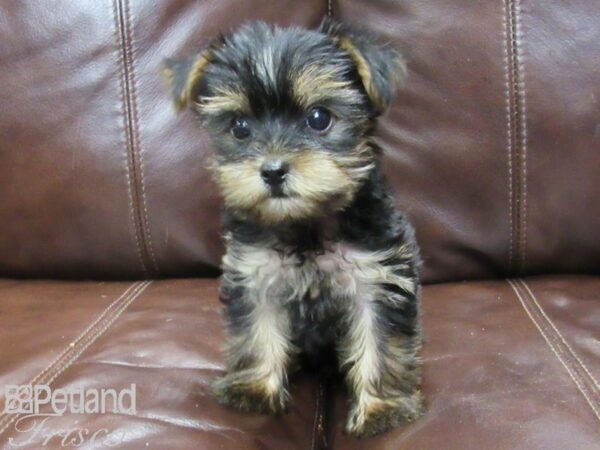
[260,159,289,187]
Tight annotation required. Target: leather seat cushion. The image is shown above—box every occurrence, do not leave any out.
[0,276,598,449]
[333,276,600,449]
[0,279,324,449]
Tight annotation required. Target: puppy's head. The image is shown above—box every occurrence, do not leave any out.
[164,20,404,225]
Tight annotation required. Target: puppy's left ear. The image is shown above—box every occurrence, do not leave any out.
[162,37,224,111]
[320,18,406,114]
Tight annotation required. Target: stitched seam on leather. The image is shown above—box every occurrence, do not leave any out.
[509,0,522,274]
[514,2,528,272]
[507,279,600,423]
[112,0,148,277]
[520,280,600,392]
[502,0,515,271]
[113,0,155,277]
[504,0,528,275]
[122,0,159,275]
[0,282,149,434]
[508,279,600,422]
[0,281,138,434]
[0,281,152,438]
[311,380,325,450]
[0,282,139,399]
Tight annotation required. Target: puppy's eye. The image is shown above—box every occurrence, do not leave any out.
[306,107,332,133]
[231,118,251,140]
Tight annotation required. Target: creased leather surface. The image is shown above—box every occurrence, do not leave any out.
[0,279,321,450]
[1,277,598,449]
[520,277,600,385]
[0,0,326,279]
[337,0,600,282]
[332,276,600,450]
[1,1,599,282]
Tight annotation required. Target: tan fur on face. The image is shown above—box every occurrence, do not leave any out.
[196,86,250,115]
[213,146,374,225]
[214,158,269,211]
[213,159,317,224]
[292,64,362,108]
[286,150,368,205]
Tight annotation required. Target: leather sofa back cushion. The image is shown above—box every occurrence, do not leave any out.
[1,0,599,282]
[0,0,326,279]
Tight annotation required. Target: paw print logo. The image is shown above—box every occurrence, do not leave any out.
[3,385,33,414]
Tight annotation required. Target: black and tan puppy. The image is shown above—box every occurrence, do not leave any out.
[164,19,423,437]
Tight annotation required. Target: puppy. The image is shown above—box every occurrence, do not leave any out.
[164,19,423,437]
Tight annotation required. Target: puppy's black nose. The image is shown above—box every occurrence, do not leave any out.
[260,159,289,186]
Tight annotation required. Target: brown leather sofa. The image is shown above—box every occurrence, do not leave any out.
[0,1,598,449]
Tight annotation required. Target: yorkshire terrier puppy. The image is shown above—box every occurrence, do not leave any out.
[164,19,423,437]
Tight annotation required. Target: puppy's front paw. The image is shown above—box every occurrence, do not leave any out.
[213,374,290,414]
[345,390,424,438]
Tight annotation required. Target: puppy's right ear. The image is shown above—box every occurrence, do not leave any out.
[162,38,224,111]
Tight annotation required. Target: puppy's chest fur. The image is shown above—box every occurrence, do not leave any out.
[223,237,377,359]
[226,238,372,305]
[222,215,416,360]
